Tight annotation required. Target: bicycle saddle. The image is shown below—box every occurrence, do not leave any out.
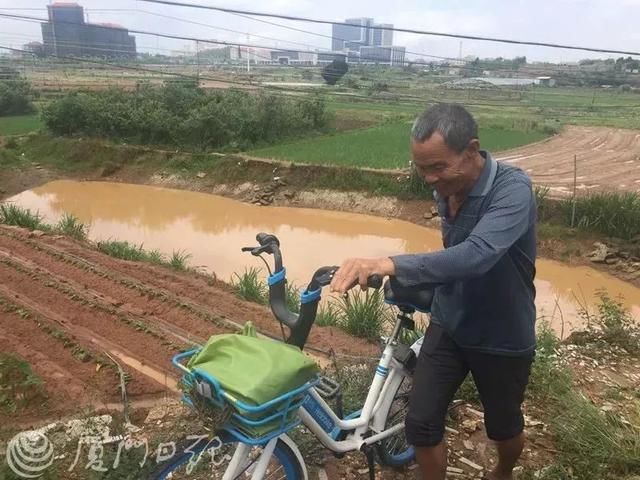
[383,276,434,313]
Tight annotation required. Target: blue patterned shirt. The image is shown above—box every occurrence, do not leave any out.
[391,151,537,356]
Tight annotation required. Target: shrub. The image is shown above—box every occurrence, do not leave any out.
[578,291,640,355]
[42,84,330,151]
[0,78,34,116]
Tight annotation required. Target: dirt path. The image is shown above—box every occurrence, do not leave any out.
[0,225,378,427]
[496,125,640,195]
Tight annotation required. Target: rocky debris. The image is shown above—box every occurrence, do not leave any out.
[250,176,292,206]
[65,415,113,440]
[423,205,440,220]
[588,241,640,279]
[461,418,481,433]
[588,242,615,263]
[457,456,484,472]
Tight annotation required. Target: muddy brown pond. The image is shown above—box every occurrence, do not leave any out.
[9,180,640,336]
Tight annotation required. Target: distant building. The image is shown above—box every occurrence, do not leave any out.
[331,17,402,65]
[332,18,374,51]
[359,46,405,66]
[537,76,557,87]
[41,2,136,58]
[446,77,544,88]
[317,52,347,65]
[372,24,393,46]
[270,50,317,65]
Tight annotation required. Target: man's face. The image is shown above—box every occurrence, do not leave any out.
[411,132,476,198]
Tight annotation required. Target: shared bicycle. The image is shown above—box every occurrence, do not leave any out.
[151,232,434,480]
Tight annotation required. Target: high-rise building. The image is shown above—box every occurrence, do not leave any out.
[330,17,402,65]
[373,23,394,46]
[331,17,374,51]
[41,2,136,58]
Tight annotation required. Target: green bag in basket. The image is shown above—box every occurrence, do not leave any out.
[186,332,319,407]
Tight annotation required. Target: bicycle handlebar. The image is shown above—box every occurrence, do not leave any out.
[241,232,381,349]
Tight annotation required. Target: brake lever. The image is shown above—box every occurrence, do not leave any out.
[240,245,269,256]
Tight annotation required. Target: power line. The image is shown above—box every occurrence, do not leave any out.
[0,6,332,53]
[0,44,256,87]
[6,49,640,112]
[4,5,639,80]
[3,10,635,82]
[134,9,330,53]
[138,0,640,57]
[5,48,640,123]
[128,4,640,78]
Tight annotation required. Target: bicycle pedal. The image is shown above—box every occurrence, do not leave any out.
[316,375,341,399]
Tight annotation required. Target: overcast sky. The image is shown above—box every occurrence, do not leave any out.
[0,0,638,63]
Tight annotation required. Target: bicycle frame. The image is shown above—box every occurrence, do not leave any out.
[219,318,424,480]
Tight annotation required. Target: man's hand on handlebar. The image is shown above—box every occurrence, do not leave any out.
[330,257,396,294]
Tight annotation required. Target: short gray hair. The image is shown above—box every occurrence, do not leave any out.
[411,103,478,153]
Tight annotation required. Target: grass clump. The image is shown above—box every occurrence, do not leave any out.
[231,267,268,305]
[169,250,191,271]
[550,393,640,478]
[577,291,640,356]
[0,203,51,231]
[55,213,88,240]
[316,302,339,327]
[527,320,572,403]
[97,240,193,271]
[334,288,391,341]
[562,191,640,240]
[0,353,45,414]
[97,239,149,262]
[285,281,301,314]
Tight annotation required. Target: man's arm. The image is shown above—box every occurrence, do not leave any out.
[390,179,533,287]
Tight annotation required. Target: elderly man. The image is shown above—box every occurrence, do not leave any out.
[330,103,537,480]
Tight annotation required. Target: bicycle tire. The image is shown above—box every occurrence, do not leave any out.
[149,434,305,480]
[375,375,415,467]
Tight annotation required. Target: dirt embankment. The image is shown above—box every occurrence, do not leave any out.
[0,225,377,429]
[497,125,640,195]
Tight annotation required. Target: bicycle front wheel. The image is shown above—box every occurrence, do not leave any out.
[149,434,304,480]
[375,375,415,467]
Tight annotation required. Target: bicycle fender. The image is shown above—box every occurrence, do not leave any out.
[279,434,308,480]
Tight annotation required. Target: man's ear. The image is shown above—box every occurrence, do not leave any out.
[466,138,480,155]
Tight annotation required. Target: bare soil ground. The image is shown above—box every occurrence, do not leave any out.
[0,225,377,429]
[496,126,640,195]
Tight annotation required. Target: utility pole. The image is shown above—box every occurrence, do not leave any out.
[49,0,58,57]
[571,154,578,228]
[246,34,251,74]
[195,40,200,83]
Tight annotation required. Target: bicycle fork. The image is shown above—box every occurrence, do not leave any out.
[221,438,278,480]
